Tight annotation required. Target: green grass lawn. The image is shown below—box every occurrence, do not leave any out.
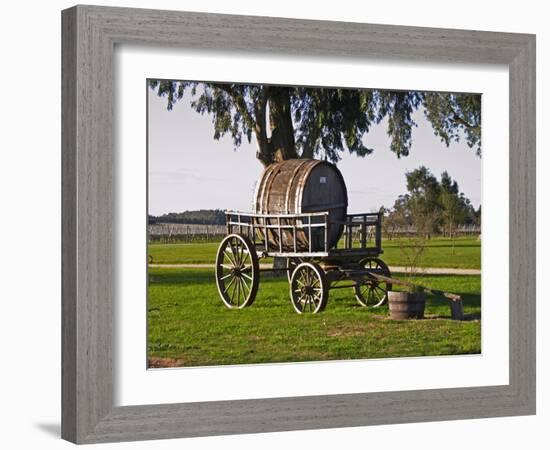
[148,241,221,265]
[148,267,481,367]
[148,236,480,269]
[381,237,480,269]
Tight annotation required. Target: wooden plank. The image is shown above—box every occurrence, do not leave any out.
[61,7,78,442]
[367,272,462,302]
[450,300,465,321]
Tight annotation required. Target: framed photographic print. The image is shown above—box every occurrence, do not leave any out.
[62,5,536,444]
[145,78,483,367]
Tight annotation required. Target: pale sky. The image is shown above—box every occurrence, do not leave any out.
[148,86,481,216]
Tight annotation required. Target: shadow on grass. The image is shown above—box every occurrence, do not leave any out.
[394,273,479,278]
[149,268,292,287]
[148,269,215,285]
[423,289,481,321]
[424,312,481,321]
[424,292,480,307]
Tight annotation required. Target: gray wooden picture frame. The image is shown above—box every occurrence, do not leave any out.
[61,5,536,444]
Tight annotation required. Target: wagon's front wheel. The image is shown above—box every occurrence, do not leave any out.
[354,258,392,307]
[286,257,308,283]
[290,262,328,314]
[215,234,259,309]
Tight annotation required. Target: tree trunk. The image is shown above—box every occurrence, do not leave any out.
[264,88,298,271]
[268,87,298,162]
[252,87,301,167]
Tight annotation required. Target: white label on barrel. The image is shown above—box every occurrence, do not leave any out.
[320,176,327,184]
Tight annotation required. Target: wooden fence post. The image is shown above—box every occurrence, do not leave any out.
[450,299,464,321]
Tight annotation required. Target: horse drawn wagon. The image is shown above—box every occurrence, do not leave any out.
[214,158,394,314]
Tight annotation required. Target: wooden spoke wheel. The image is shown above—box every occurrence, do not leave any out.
[289,262,328,314]
[286,257,308,283]
[215,234,259,309]
[354,258,392,307]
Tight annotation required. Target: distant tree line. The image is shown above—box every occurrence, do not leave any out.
[149,168,479,240]
[148,209,226,225]
[383,166,480,240]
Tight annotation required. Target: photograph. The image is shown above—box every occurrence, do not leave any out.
[146,80,482,368]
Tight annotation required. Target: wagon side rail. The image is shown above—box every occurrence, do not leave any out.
[225,210,384,257]
[332,211,383,253]
[225,210,331,255]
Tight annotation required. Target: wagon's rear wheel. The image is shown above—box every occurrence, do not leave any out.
[290,262,328,314]
[354,258,392,307]
[215,234,259,309]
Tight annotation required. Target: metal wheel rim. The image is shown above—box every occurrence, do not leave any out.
[290,262,327,314]
[215,234,259,309]
[354,258,392,307]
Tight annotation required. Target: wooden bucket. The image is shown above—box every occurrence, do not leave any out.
[388,291,426,319]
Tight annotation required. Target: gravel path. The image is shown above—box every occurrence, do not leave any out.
[148,263,480,275]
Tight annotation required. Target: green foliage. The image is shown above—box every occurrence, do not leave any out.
[423,92,481,156]
[149,80,481,165]
[384,167,477,238]
[406,166,443,236]
[376,91,423,157]
[439,171,472,237]
[291,87,378,160]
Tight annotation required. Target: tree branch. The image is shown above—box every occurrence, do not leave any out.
[253,87,272,166]
[452,113,476,130]
[212,83,256,131]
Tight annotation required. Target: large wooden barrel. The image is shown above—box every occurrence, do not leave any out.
[254,159,348,252]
